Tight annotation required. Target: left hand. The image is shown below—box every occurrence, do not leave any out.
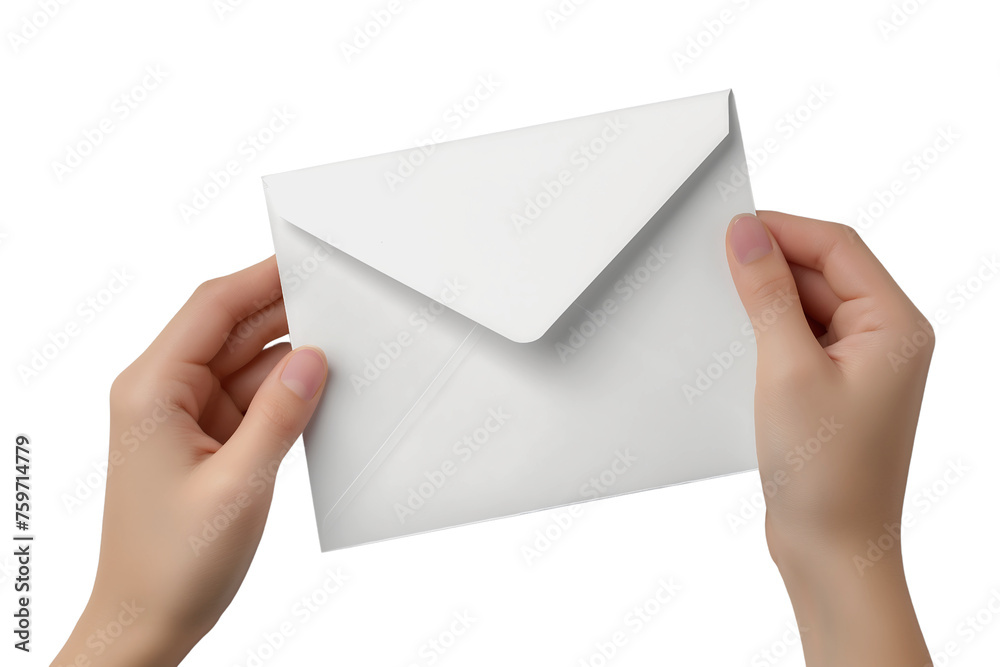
[52,257,328,667]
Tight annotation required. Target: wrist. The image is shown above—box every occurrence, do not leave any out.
[764,513,908,584]
[764,515,930,665]
[52,590,197,667]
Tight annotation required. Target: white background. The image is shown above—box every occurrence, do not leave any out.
[2,0,999,665]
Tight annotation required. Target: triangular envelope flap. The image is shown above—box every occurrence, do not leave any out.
[263,89,731,343]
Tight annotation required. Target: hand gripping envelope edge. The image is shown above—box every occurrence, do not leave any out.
[264,89,758,552]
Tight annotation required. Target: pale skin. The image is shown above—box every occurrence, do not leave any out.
[52,211,934,666]
[727,211,933,665]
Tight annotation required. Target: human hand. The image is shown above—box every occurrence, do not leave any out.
[52,257,328,667]
[726,211,933,665]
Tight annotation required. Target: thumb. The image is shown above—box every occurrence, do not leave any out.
[224,345,328,478]
[725,213,819,367]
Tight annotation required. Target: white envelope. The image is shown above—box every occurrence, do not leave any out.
[264,89,758,552]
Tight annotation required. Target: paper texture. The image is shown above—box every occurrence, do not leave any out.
[265,89,758,551]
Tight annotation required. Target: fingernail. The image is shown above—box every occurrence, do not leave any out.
[731,214,773,264]
[281,347,326,400]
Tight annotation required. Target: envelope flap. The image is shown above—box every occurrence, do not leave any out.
[263,89,733,342]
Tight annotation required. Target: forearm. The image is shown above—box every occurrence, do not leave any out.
[768,521,931,666]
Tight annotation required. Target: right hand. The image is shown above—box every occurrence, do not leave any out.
[725,210,933,665]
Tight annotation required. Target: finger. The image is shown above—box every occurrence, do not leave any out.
[197,387,245,447]
[789,263,842,328]
[725,213,828,367]
[822,296,895,349]
[208,298,288,379]
[148,256,283,366]
[221,343,291,413]
[757,211,910,308]
[217,346,328,482]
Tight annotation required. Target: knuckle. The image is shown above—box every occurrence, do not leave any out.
[903,313,936,357]
[832,221,855,238]
[913,312,935,339]
[109,369,132,405]
[749,273,798,308]
[192,277,224,302]
[924,319,936,345]
[852,297,892,332]
[834,222,868,252]
[256,396,299,435]
[110,365,150,411]
[109,364,177,420]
